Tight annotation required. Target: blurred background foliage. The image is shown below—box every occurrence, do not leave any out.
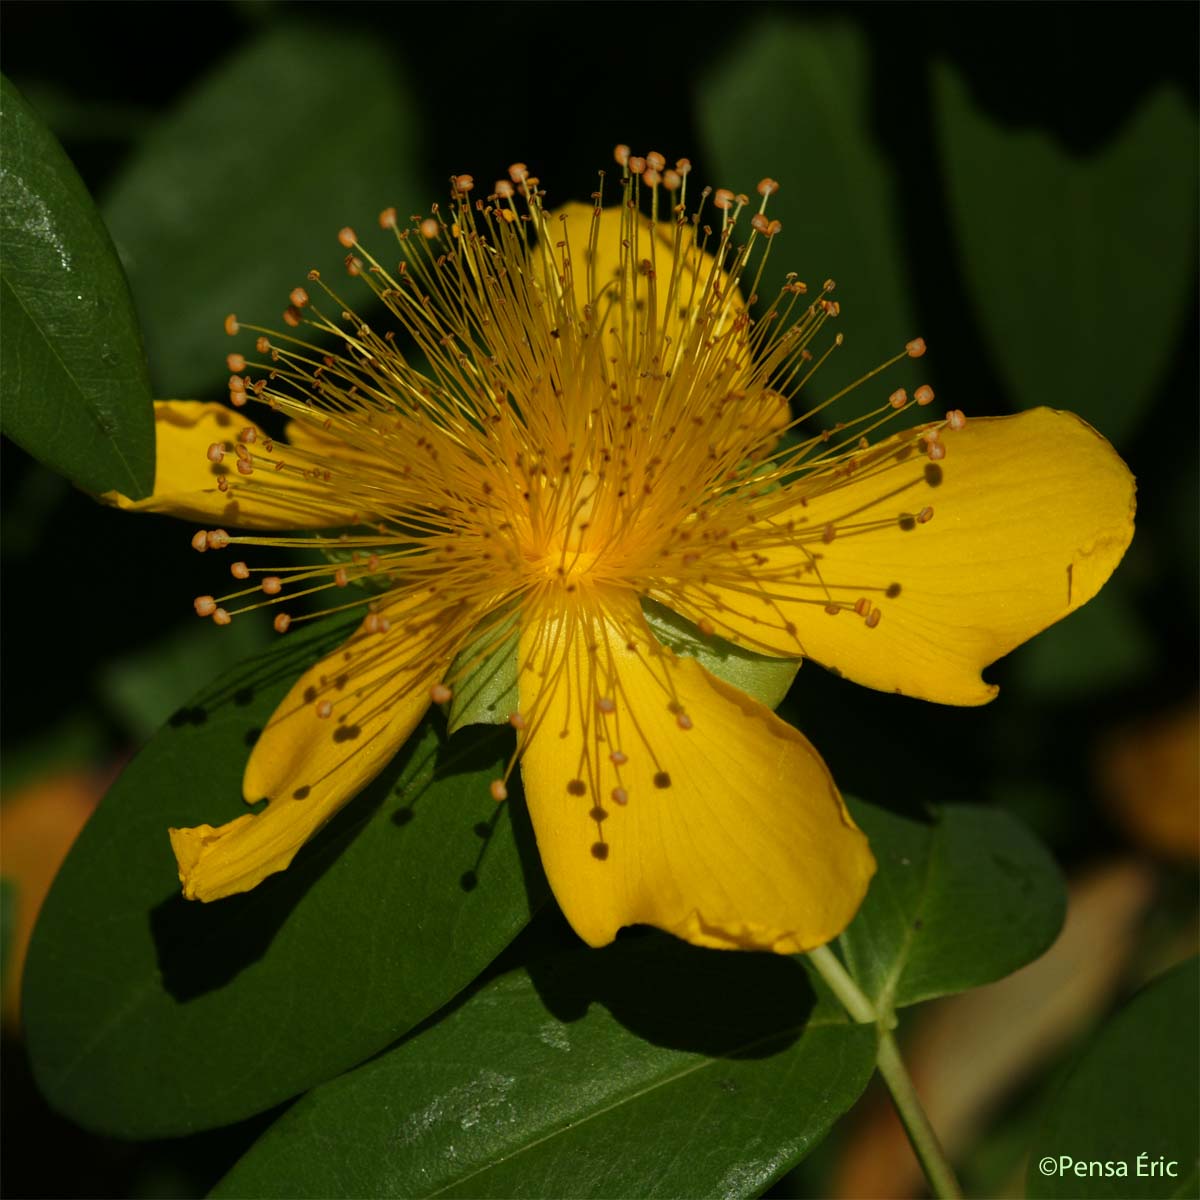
[1,2,1196,1197]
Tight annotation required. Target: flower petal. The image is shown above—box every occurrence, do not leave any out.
[517,591,875,952]
[101,401,359,529]
[656,408,1135,705]
[170,607,450,901]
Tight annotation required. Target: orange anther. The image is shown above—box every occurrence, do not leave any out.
[206,442,225,463]
[430,683,452,704]
[915,385,935,406]
[315,699,333,719]
[889,388,908,409]
[906,337,927,358]
[612,145,630,167]
[255,336,271,353]
[490,780,508,802]
[273,613,291,634]
[261,576,282,595]
[379,207,398,229]
[226,353,246,372]
[206,529,230,550]
[283,306,303,327]
[193,595,216,617]
[337,226,357,248]
[230,561,250,580]
[212,608,232,626]
[946,409,967,430]
[224,313,239,336]
[289,287,309,308]
[419,217,439,239]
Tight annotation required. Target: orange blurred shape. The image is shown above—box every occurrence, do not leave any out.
[1099,700,1200,862]
[1,771,102,1026]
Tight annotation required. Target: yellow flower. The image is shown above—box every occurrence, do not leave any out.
[106,151,1135,954]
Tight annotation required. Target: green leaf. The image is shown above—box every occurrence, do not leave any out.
[101,24,423,398]
[839,801,1065,1012]
[447,610,520,734]
[448,600,799,733]
[213,935,877,1199]
[0,877,16,985]
[0,76,154,498]
[699,19,917,364]
[934,64,1197,445]
[22,614,544,1138]
[642,599,799,710]
[1027,957,1199,1199]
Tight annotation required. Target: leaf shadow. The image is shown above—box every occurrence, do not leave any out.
[525,930,816,1060]
[148,725,427,1003]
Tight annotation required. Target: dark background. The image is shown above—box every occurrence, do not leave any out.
[2,3,1196,1197]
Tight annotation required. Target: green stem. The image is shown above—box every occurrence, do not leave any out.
[806,945,962,1200]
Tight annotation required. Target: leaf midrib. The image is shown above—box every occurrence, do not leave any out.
[422,1015,857,1198]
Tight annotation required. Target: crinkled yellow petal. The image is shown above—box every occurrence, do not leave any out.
[517,590,875,952]
[170,609,449,901]
[657,408,1135,705]
[100,401,358,529]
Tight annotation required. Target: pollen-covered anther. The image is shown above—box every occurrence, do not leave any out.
[452,174,475,196]
[236,458,254,476]
[628,156,646,175]
[261,576,282,595]
[612,145,630,167]
[751,213,770,234]
[676,711,694,731]
[713,188,734,211]
[611,787,629,806]
[509,711,527,731]
[946,409,967,431]
[489,780,508,803]
[283,305,303,328]
[757,177,780,196]
[238,426,256,445]
[854,597,871,618]
[609,750,628,767]
[206,529,230,550]
[646,151,666,171]
[696,618,715,637]
[224,314,239,336]
[419,217,439,239]
[889,389,908,410]
[315,700,333,719]
[334,567,348,587]
[824,603,841,616]
[822,523,837,544]
[915,384,935,407]
[906,337,927,358]
[866,608,882,629]
[289,287,310,309]
[194,595,216,617]
[230,561,250,580]
[378,206,398,229]
[206,443,225,463]
[597,696,616,714]
[928,440,947,462]
[273,613,291,634]
[255,336,270,353]
[430,683,452,705]
[918,506,934,524]
[337,226,357,249]
[213,608,232,626]
[226,353,246,372]
[509,161,530,182]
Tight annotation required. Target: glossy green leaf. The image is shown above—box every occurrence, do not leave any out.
[22,614,544,1138]
[1027,957,1198,1199]
[214,935,877,1199]
[0,76,153,497]
[935,63,1197,445]
[839,801,1065,1012]
[643,599,799,709]
[101,25,423,398]
[448,600,799,733]
[700,19,917,363]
